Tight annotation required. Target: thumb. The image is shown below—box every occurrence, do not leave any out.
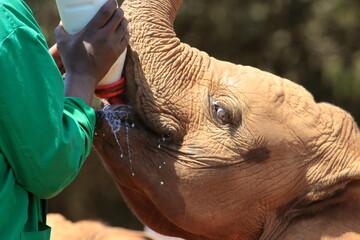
[55,21,69,41]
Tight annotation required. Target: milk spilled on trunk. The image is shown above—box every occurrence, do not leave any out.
[102,110,135,176]
[125,121,134,175]
[100,110,167,185]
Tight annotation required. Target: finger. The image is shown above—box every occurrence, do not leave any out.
[49,44,61,64]
[103,8,125,32]
[59,65,66,75]
[118,31,130,51]
[115,18,129,40]
[55,56,65,75]
[49,44,58,57]
[87,0,118,29]
[114,19,129,50]
[48,43,64,72]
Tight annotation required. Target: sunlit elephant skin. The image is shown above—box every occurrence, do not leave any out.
[48,214,151,240]
[93,0,360,239]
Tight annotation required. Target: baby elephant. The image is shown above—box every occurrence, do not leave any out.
[48,214,152,240]
[93,0,360,239]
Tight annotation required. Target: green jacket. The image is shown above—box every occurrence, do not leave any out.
[0,0,96,239]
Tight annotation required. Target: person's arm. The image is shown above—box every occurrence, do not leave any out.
[0,0,128,199]
[0,26,92,199]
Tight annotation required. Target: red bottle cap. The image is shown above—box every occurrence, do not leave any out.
[95,77,126,101]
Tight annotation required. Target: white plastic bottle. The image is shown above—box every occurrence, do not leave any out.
[55,0,127,87]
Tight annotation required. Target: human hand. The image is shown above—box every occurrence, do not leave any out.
[49,44,65,75]
[55,0,129,87]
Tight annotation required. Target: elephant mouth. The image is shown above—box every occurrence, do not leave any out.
[95,103,135,127]
[95,102,157,139]
[94,66,170,142]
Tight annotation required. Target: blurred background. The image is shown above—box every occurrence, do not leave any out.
[27,0,359,231]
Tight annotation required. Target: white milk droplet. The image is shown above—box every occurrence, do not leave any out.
[125,121,134,176]
[103,111,128,167]
[160,181,164,185]
[102,111,137,176]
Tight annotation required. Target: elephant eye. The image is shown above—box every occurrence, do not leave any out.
[210,97,241,127]
[214,105,230,124]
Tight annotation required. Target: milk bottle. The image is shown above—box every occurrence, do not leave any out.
[55,0,127,102]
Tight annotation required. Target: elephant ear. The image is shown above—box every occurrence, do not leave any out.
[306,102,360,183]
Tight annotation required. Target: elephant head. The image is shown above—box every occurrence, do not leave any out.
[93,0,360,239]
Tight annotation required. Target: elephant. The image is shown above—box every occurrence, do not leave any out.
[92,0,360,239]
[47,213,151,240]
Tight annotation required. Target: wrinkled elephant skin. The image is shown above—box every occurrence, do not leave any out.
[93,0,360,239]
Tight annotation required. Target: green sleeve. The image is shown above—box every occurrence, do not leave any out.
[0,26,96,199]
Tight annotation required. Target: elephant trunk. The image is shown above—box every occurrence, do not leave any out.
[123,0,182,28]
[121,0,210,136]
[122,0,189,88]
